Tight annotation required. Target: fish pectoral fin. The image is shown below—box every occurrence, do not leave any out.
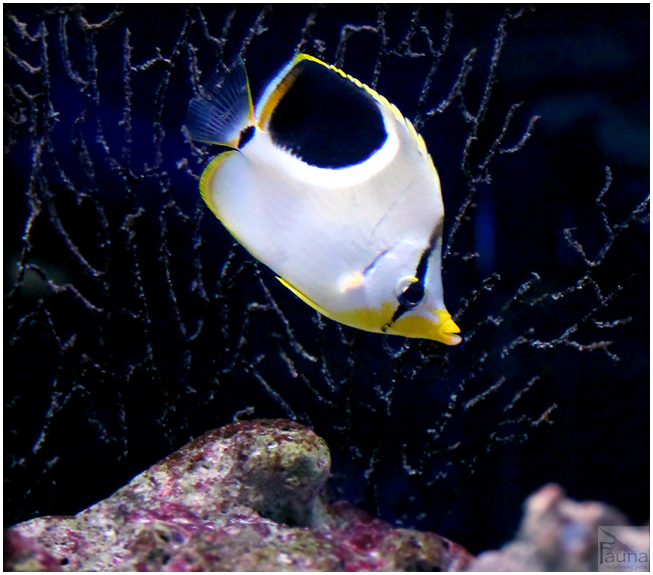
[276,277,332,317]
[186,57,255,147]
[338,272,365,293]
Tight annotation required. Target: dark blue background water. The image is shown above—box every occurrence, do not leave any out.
[5,5,649,554]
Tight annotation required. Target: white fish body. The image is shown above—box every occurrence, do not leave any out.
[187,54,461,345]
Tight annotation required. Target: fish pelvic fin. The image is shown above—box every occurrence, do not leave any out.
[186,57,255,148]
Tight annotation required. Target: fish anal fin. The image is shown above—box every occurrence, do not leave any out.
[276,276,333,318]
[277,276,396,336]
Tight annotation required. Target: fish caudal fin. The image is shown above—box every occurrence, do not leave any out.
[186,58,255,148]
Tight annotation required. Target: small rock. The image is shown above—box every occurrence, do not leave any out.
[468,483,649,571]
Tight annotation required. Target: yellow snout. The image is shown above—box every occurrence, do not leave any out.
[388,308,462,345]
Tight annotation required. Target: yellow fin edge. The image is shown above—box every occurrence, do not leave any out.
[276,276,334,319]
[199,150,239,221]
[277,276,396,334]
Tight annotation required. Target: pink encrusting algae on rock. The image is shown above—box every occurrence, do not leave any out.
[4,419,473,571]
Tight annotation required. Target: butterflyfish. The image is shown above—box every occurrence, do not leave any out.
[186,54,462,345]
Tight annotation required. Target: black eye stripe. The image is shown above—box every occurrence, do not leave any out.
[385,216,444,329]
[413,216,443,285]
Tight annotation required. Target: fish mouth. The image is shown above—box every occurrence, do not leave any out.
[433,310,462,346]
[386,307,462,345]
[442,332,463,346]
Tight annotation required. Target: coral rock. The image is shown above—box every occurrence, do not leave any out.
[468,483,649,571]
[5,419,473,571]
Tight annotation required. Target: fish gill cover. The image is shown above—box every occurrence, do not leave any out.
[4,5,649,554]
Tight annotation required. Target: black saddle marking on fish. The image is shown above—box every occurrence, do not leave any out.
[268,59,387,169]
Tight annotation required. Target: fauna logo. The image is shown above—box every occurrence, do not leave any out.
[598,527,649,572]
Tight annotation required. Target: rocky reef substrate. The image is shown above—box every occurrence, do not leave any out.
[4,419,648,571]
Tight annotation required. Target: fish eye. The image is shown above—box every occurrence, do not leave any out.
[396,277,425,309]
